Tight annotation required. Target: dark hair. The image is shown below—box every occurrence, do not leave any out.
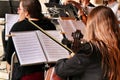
[20,0,44,19]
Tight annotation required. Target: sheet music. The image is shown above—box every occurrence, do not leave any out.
[12,30,69,66]
[58,19,85,40]
[46,30,63,42]
[12,31,47,66]
[5,14,19,40]
[37,30,69,62]
[58,20,76,40]
[73,20,86,35]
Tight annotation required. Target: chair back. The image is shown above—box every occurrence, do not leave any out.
[9,52,18,80]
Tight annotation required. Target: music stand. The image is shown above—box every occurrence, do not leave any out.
[44,3,67,18]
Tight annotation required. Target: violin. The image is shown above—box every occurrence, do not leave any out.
[71,30,83,53]
[68,1,87,24]
[61,30,83,54]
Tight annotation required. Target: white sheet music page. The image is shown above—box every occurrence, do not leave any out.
[5,14,19,40]
[36,30,69,63]
[12,31,47,66]
[58,19,86,40]
[46,30,63,42]
[73,20,86,35]
[58,20,76,40]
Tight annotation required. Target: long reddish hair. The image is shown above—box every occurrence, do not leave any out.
[84,6,120,80]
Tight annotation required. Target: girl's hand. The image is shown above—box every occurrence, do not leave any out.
[68,53,75,58]
[6,62,11,73]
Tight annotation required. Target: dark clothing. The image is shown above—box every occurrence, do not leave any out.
[55,42,103,80]
[9,18,56,32]
[64,3,95,20]
[49,0,60,4]
[88,2,95,7]
[64,4,79,19]
[5,18,56,80]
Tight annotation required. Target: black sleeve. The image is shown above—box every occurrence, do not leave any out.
[44,20,56,30]
[39,18,56,30]
[55,42,94,78]
[5,23,18,64]
[49,0,60,3]
[47,22,56,30]
[5,36,15,64]
[55,54,90,78]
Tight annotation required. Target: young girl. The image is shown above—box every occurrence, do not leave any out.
[55,6,120,80]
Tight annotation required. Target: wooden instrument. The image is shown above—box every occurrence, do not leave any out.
[68,1,87,24]
[71,30,83,53]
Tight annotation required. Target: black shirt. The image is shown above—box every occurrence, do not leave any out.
[5,18,56,80]
[55,42,102,80]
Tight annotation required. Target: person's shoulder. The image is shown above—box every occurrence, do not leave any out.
[39,17,56,30]
[78,40,101,53]
[40,17,53,24]
[13,19,28,26]
[77,40,101,61]
[77,40,93,55]
[11,19,28,31]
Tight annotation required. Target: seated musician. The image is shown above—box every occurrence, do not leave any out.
[5,0,56,80]
[55,6,120,80]
[64,0,95,24]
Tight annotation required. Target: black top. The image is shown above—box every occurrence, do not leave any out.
[88,2,95,7]
[55,41,103,80]
[5,18,56,79]
[49,0,60,4]
[10,18,56,32]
